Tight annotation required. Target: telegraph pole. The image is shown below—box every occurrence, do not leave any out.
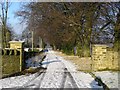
[32,30,34,51]
[39,36,42,49]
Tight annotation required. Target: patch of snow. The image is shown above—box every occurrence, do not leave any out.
[0,73,36,89]
[93,71,119,88]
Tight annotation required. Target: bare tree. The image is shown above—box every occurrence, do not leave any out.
[0,0,11,48]
[16,2,119,55]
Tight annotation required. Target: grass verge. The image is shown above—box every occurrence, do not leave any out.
[56,51,92,72]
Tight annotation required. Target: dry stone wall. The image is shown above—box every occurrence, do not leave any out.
[92,44,119,71]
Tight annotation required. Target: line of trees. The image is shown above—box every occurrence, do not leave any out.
[16,2,120,56]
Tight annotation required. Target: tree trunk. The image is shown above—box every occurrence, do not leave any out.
[73,46,77,56]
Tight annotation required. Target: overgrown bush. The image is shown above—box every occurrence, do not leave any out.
[61,44,74,55]
[60,42,91,57]
[113,41,120,52]
[77,44,90,57]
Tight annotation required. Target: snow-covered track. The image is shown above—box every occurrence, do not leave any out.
[15,67,47,89]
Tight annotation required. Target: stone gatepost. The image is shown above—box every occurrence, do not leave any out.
[92,44,108,71]
[9,41,24,71]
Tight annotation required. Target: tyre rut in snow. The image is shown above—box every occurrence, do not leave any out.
[15,67,47,89]
[60,68,78,88]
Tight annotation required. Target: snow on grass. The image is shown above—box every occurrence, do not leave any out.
[0,73,37,89]
[93,71,119,88]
